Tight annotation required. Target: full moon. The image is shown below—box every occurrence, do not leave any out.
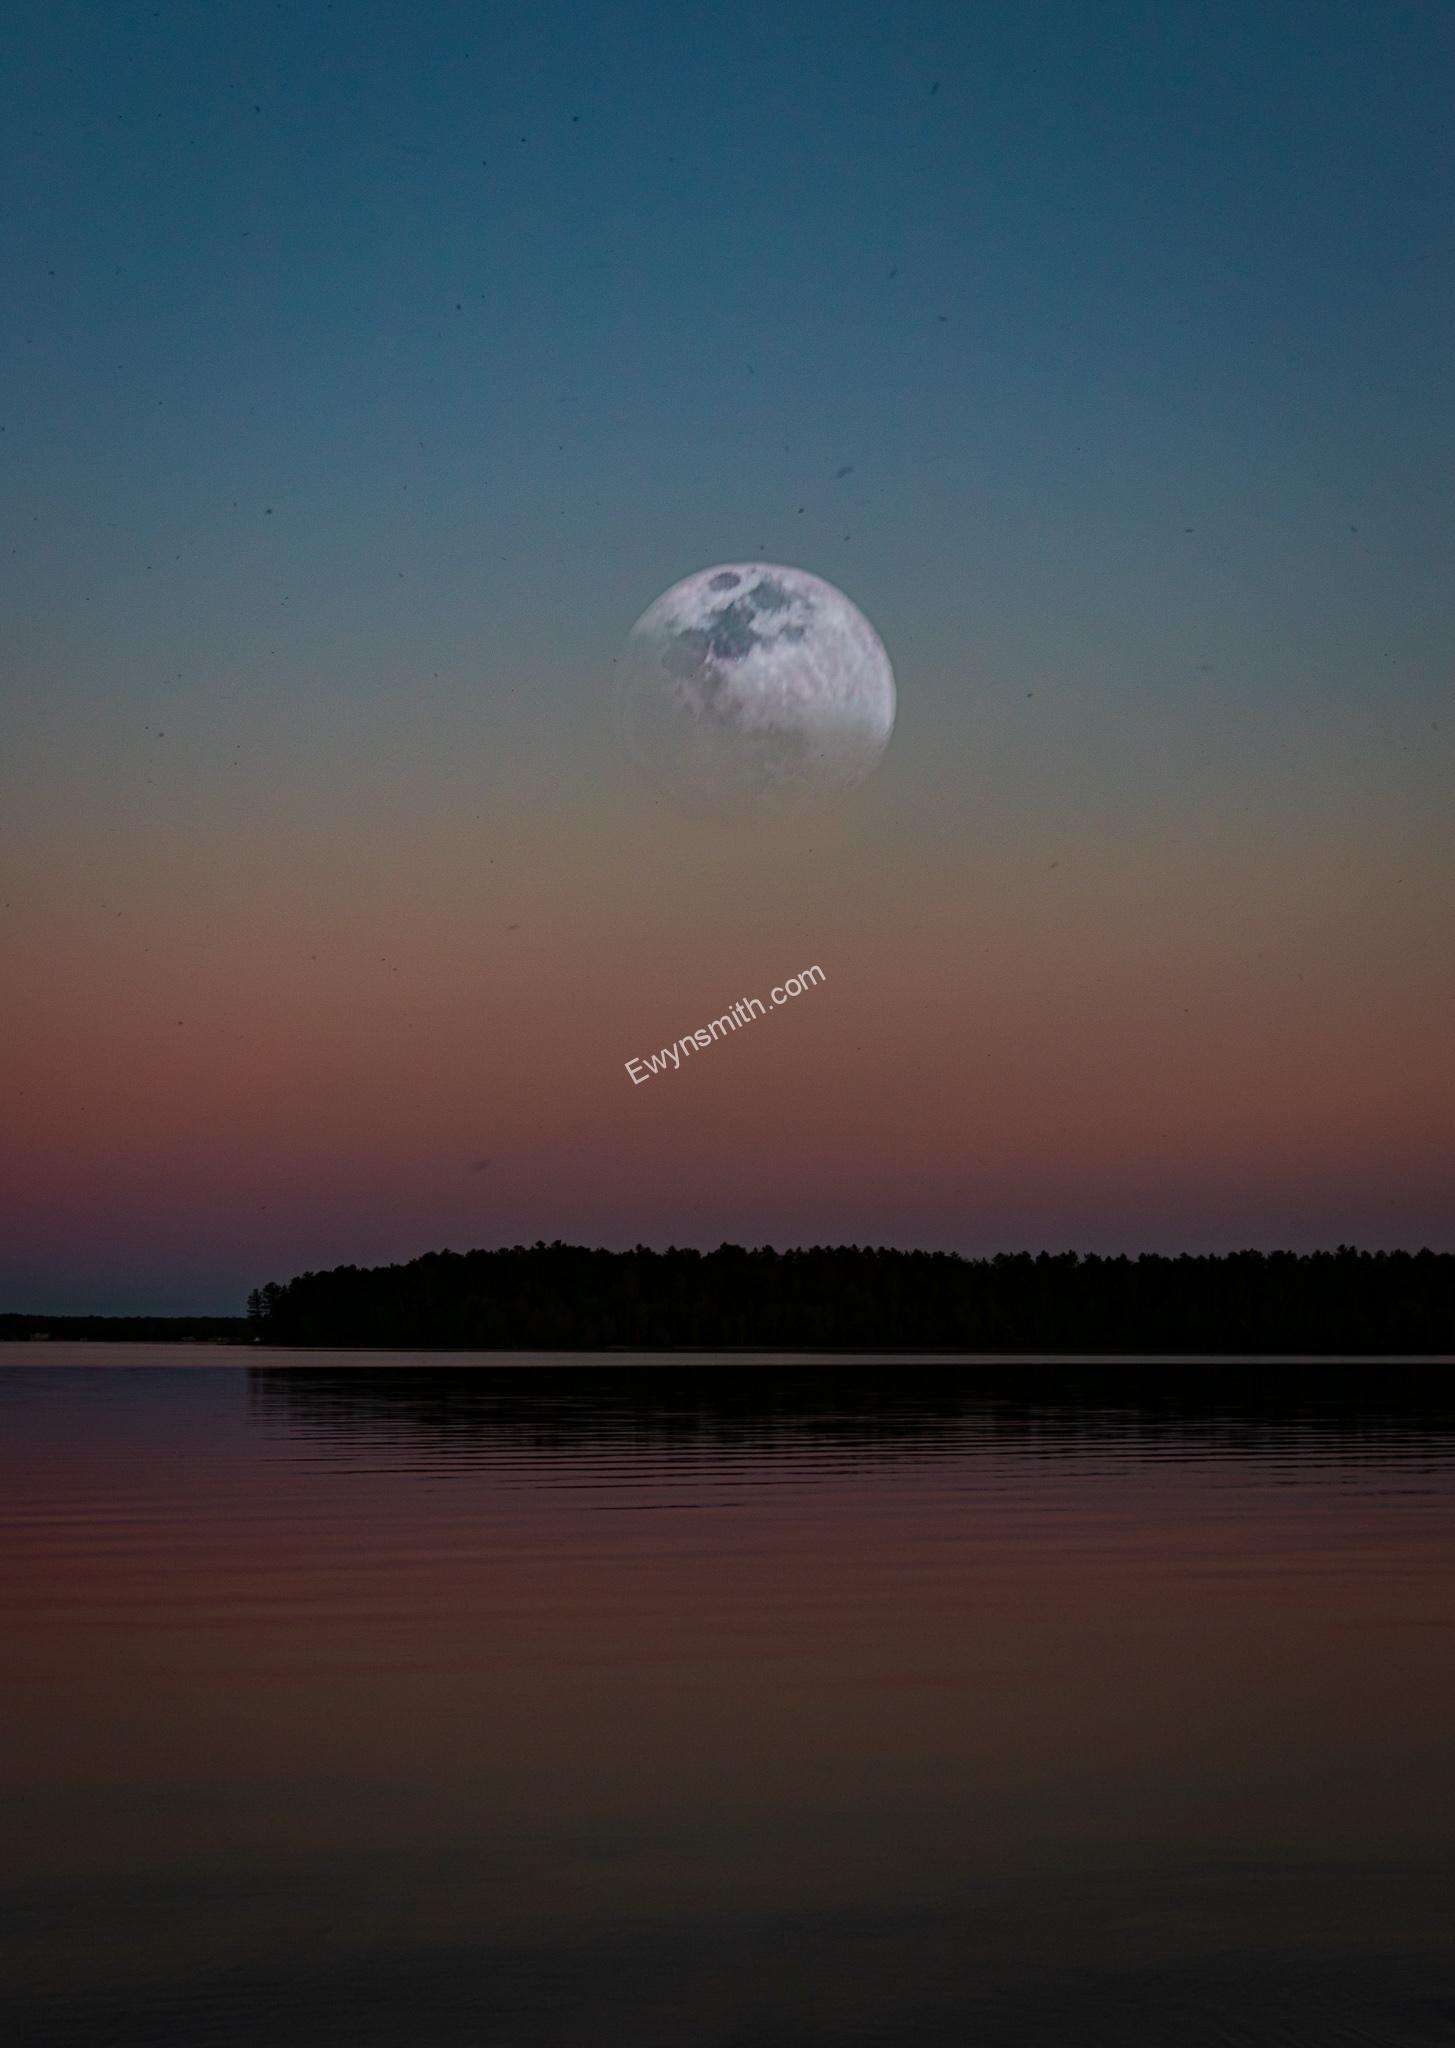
[617,563,895,809]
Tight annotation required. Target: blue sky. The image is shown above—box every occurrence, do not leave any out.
[5,0,1450,714]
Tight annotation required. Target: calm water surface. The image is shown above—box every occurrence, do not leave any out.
[2,1351,1453,2046]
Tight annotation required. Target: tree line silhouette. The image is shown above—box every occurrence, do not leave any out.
[244,1242,1453,1353]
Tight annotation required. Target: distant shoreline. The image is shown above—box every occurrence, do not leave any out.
[3,1331,1453,1366]
[0,1316,250,1343]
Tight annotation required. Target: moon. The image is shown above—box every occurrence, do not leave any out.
[617,563,895,809]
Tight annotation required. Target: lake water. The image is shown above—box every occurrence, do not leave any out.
[3,1351,1453,2045]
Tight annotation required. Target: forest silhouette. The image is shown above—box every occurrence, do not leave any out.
[240,1242,1453,1354]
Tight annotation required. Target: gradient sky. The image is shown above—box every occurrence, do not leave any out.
[2,0,1452,1311]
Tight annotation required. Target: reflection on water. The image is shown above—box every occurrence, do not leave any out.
[2,1354,1453,2046]
[251,1357,1455,1454]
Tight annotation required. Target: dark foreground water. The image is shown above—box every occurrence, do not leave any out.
[2,1353,1454,2046]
